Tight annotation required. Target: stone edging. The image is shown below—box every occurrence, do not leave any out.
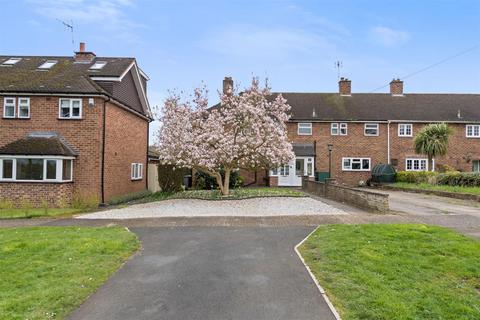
[378,185,480,202]
[294,226,342,320]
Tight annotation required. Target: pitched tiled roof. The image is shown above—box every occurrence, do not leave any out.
[0,134,77,156]
[274,92,480,122]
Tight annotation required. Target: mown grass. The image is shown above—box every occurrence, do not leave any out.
[392,182,480,196]
[299,224,480,320]
[0,207,84,219]
[137,187,306,203]
[0,226,139,320]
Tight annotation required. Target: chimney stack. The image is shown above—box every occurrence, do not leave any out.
[223,76,233,96]
[74,42,96,63]
[338,77,351,96]
[390,78,404,96]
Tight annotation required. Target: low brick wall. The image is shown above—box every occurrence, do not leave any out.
[0,183,74,207]
[303,178,389,212]
[379,184,480,202]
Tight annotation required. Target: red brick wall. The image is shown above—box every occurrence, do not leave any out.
[0,95,103,203]
[389,123,480,172]
[0,182,73,207]
[103,101,148,201]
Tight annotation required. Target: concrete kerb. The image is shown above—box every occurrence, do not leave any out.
[294,226,342,320]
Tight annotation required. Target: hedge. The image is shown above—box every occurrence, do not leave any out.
[193,170,243,190]
[396,171,480,187]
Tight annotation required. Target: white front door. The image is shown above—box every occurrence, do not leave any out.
[277,157,314,187]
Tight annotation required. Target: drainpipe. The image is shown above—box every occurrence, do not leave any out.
[146,122,150,191]
[387,120,391,164]
[100,97,110,205]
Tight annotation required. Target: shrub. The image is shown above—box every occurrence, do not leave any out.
[395,171,438,184]
[158,165,189,193]
[436,164,458,173]
[437,172,480,187]
[193,170,243,190]
[108,190,152,205]
[72,193,100,210]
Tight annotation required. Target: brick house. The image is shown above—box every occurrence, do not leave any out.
[0,43,152,206]
[220,77,480,187]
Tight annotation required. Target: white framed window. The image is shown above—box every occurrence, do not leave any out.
[331,123,338,135]
[398,123,412,137]
[298,122,312,135]
[364,123,379,136]
[466,125,480,138]
[270,167,278,176]
[3,97,16,118]
[473,160,480,172]
[340,123,348,135]
[131,163,143,180]
[279,164,290,176]
[342,157,371,171]
[406,158,430,171]
[306,157,314,176]
[2,57,22,66]
[59,98,82,119]
[0,157,74,182]
[18,98,30,118]
[38,60,57,70]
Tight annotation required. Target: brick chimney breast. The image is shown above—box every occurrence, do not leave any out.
[338,77,351,96]
[223,76,233,96]
[74,42,96,63]
[390,78,404,96]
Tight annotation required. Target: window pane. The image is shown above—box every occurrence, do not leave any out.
[362,159,370,170]
[406,160,412,170]
[19,105,29,117]
[2,159,13,179]
[46,160,57,179]
[343,159,350,169]
[16,159,43,180]
[5,105,15,117]
[72,106,80,117]
[473,160,480,172]
[352,160,361,170]
[61,107,70,117]
[307,163,313,176]
[62,160,72,180]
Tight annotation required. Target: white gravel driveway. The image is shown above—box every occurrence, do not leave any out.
[78,197,345,219]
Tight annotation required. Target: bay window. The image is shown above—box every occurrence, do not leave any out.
[0,157,73,182]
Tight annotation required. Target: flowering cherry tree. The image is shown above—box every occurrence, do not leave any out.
[157,79,294,195]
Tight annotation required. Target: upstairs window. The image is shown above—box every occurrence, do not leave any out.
[298,122,312,135]
[466,125,480,138]
[18,98,30,118]
[398,123,412,137]
[3,97,15,118]
[59,98,82,119]
[364,123,379,136]
[339,123,348,135]
[90,61,107,70]
[331,123,338,135]
[131,163,143,180]
[2,57,22,66]
[38,60,57,70]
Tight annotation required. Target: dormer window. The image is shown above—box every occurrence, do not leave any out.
[2,58,22,66]
[38,60,58,70]
[90,61,107,70]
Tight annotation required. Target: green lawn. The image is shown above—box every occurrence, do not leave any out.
[0,227,139,320]
[0,207,84,219]
[139,187,306,202]
[299,224,480,320]
[392,182,480,196]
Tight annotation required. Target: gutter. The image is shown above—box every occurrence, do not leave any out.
[101,96,110,205]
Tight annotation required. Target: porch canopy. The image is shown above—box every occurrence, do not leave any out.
[292,142,315,156]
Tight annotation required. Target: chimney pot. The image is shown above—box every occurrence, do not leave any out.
[223,76,233,96]
[390,78,404,96]
[79,42,85,52]
[338,77,351,96]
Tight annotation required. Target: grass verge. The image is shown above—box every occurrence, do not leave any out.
[299,224,480,320]
[0,208,85,219]
[0,226,139,320]
[391,182,480,196]
[136,187,306,203]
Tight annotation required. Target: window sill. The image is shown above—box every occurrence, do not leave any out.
[342,169,371,172]
[0,180,73,184]
[131,178,143,181]
[58,117,83,121]
[466,136,480,139]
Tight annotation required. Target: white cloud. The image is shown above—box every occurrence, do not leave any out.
[371,26,410,47]
[202,25,336,62]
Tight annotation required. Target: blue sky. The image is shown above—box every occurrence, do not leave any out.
[1,0,479,141]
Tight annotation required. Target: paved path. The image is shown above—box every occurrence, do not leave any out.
[68,227,336,320]
[78,197,346,219]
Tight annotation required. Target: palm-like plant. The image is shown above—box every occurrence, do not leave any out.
[414,123,453,171]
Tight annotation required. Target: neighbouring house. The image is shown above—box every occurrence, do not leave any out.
[0,43,152,206]
[147,146,161,192]
[218,77,480,187]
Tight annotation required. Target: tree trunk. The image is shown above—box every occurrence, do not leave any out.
[429,155,434,172]
[212,169,231,196]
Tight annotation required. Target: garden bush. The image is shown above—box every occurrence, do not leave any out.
[437,172,480,187]
[193,170,244,190]
[158,165,189,193]
[395,171,438,184]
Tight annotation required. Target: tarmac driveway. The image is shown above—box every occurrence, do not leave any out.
[68,227,336,320]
